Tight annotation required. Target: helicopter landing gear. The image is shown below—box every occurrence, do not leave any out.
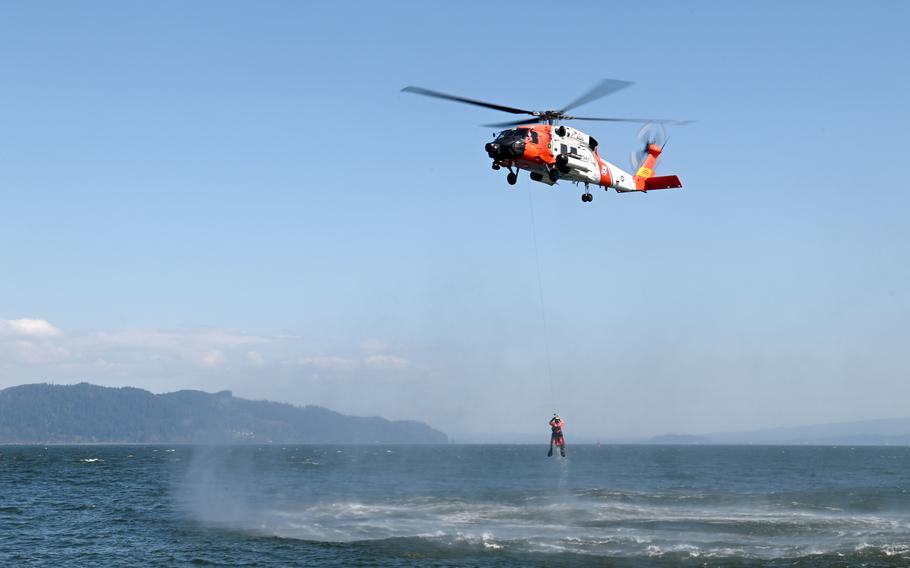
[506,171,518,185]
[581,192,593,203]
[548,168,560,182]
[492,162,501,170]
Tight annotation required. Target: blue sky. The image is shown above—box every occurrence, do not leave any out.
[1,1,908,438]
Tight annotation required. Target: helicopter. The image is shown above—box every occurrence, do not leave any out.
[402,79,687,203]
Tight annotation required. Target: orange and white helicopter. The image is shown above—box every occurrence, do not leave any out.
[403,79,688,203]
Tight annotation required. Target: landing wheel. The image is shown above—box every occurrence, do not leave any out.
[492,163,500,170]
[548,168,560,182]
[507,172,517,185]
[582,193,593,203]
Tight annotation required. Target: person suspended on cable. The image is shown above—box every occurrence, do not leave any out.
[548,414,566,457]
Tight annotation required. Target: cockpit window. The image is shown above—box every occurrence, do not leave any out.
[496,128,532,142]
[530,130,539,143]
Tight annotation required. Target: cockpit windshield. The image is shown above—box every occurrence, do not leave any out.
[496,128,530,141]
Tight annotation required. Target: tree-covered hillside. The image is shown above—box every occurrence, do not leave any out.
[0,383,447,444]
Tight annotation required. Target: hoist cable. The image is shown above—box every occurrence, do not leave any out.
[526,182,556,404]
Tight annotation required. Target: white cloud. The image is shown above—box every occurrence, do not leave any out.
[13,339,70,363]
[246,351,265,366]
[361,338,389,353]
[95,328,270,349]
[365,354,411,369]
[0,325,419,411]
[0,318,61,338]
[200,350,225,368]
[300,355,357,370]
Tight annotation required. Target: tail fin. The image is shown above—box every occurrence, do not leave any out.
[634,143,662,189]
[633,143,683,191]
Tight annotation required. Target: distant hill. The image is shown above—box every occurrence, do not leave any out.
[0,383,447,444]
[646,417,910,446]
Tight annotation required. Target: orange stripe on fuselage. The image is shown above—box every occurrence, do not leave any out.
[596,153,612,187]
[519,124,555,165]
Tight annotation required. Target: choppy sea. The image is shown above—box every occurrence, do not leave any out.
[1,444,909,567]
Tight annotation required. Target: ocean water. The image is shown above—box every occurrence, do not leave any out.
[1,445,909,567]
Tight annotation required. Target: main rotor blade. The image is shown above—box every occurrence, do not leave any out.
[571,116,692,125]
[559,79,633,114]
[482,117,544,128]
[402,86,534,115]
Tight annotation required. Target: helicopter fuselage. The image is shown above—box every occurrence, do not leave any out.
[486,124,638,192]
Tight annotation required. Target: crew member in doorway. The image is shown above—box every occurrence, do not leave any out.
[548,414,566,457]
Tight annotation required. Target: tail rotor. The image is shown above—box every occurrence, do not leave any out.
[629,122,668,170]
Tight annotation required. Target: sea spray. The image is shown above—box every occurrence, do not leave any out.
[152,444,910,562]
[558,455,569,490]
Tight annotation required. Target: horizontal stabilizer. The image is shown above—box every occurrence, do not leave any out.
[643,175,682,190]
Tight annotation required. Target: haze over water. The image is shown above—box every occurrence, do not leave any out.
[2,444,909,567]
[2,1,909,440]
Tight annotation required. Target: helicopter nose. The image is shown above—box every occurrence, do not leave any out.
[485,139,525,159]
